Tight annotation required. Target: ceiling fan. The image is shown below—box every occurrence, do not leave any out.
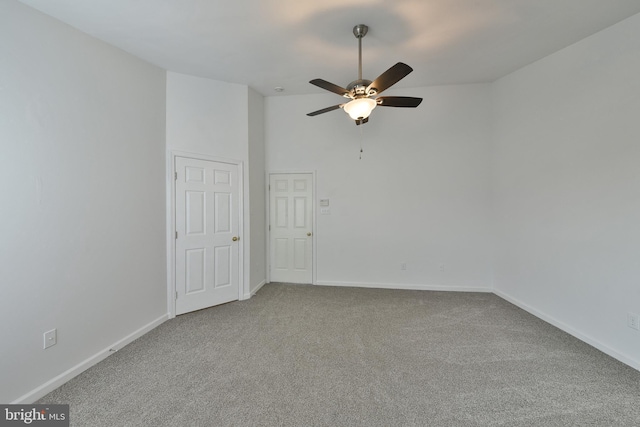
[307,24,423,125]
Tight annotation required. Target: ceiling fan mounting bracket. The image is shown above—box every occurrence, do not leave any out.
[353,24,368,39]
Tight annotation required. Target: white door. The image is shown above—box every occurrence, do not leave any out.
[175,156,240,315]
[269,173,313,284]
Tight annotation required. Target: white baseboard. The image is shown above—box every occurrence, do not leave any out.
[493,289,640,372]
[251,280,266,296]
[12,313,169,404]
[242,280,267,301]
[315,281,493,293]
[243,280,267,300]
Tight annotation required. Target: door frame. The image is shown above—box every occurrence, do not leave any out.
[167,150,245,318]
[266,171,317,285]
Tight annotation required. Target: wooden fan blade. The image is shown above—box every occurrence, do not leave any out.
[307,104,343,117]
[376,96,423,108]
[309,79,350,97]
[366,63,413,95]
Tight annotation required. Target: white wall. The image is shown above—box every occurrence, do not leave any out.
[266,84,494,290]
[166,72,249,161]
[0,0,167,403]
[491,13,640,369]
[248,88,266,295]
[166,72,267,299]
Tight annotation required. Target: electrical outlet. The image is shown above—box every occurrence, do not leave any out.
[43,329,57,349]
[439,263,445,272]
[628,313,639,331]
[400,262,407,271]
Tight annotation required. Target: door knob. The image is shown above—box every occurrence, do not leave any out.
[307,232,312,236]
[232,236,239,241]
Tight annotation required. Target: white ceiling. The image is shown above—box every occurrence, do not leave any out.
[19,0,640,96]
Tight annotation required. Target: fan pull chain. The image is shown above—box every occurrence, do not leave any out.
[359,123,364,160]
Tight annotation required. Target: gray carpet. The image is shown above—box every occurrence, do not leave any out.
[39,283,640,426]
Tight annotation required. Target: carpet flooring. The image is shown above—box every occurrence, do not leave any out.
[39,283,640,426]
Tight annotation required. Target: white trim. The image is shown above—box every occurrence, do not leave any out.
[12,314,169,404]
[166,152,176,319]
[170,150,245,166]
[265,172,272,285]
[245,280,267,299]
[237,161,245,302]
[266,171,316,285]
[311,172,317,285]
[264,172,270,284]
[493,289,640,372]
[168,150,245,317]
[268,169,316,175]
[315,281,493,293]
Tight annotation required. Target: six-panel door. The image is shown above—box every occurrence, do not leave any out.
[269,173,313,284]
[175,157,240,315]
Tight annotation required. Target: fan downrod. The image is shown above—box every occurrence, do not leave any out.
[353,25,368,83]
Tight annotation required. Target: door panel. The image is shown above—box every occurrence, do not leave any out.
[294,197,307,227]
[175,157,240,315]
[214,246,231,288]
[185,248,205,294]
[293,239,307,270]
[186,191,205,234]
[214,193,231,232]
[269,173,313,284]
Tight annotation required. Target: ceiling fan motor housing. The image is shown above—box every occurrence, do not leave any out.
[347,79,373,97]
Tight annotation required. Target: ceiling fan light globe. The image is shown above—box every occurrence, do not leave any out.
[344,98,377,120]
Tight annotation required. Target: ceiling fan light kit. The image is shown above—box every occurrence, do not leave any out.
[307,24,422,125]
[344,97,377,120]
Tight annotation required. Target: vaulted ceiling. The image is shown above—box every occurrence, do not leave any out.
[19,0,640,96]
